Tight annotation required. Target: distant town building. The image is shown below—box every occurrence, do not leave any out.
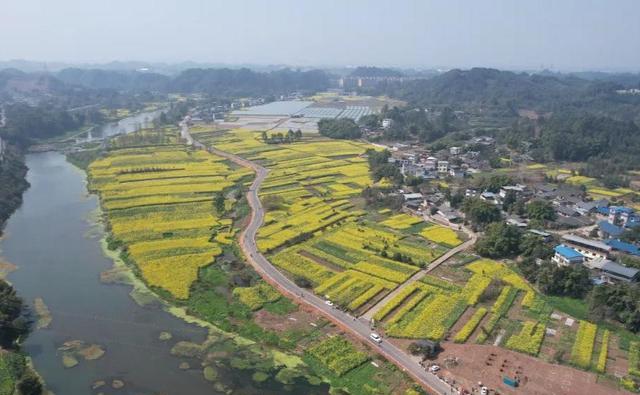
[449,146,462,155]
[403,193,423,202]
[382,118,393,129]
[437,160,449,173]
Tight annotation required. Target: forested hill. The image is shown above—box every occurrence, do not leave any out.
[168,68,330,96]
[56,68,168,91]
[54,67,331,95]
[374,68,640,120]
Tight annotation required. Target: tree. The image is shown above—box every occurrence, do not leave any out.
[502,190,517,212]
[526,200,556,222]
[408,340,441,359]
[214,193,225,214]
[520,234,553,260]
[0,280,31,349]
[462,198,501,227]
[475,174,513,193]
[317,118,362,139]
[475,222,523,258]
[17,373,43,395]
[536,264,592,298]
[293,276,312,288]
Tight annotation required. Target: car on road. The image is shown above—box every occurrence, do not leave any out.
[324,300,334,307]
[370,333,382,343]
[429,365,440,373]
[480,386,488,395]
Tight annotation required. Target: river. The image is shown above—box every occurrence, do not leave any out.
[0,114,326,394]
[80,109,163,142]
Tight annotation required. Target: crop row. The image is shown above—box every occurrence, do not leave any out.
[629,342,640,377]
[571,321,597,369]
[272,249,336,286]
[454,308,488,343]
[597,330,610,373]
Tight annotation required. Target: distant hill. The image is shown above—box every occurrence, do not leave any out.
[52,67,330,96]
[168,68,330,96]
[376,67,640,121]
[349,66,404,78]
[56,68,169,91]
[0,69,71,96]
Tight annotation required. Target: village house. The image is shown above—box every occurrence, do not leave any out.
[584,258,640,283]
[561,234,612,261]
[552,245,585,266]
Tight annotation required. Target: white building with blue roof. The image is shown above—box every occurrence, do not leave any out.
[552,245,585,266]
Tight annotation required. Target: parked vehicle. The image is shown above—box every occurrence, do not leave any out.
[370,333,382,343]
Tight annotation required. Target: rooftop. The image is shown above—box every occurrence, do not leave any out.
[554,245,584,260]
[606,239,640,256]
[598,220,625,237]
[602,261,640,280]
[562,234,613,252]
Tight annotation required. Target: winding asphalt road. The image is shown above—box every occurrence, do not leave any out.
[183,123,454,394]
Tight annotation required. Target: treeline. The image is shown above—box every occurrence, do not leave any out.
[55,67,331,96]
[0,103,104,145]
[0,279,43,394]
[0,145,29,233]
[261,129,302,144]
[366,68,640,121]
[361,106,458,143]
[503,112,640,173]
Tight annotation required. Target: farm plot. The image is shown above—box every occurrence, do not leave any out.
[419,225,463,247]
[505,321,546,355]
[89,139,250,299]
[307,336,369,376]
[315,270,396,311]
[204,129,450,314]
[233,282,281,310]
[374,259,543,345]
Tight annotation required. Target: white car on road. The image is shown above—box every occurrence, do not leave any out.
[429,365,440,373]
[324,300,334,307]
[370,333,382,343]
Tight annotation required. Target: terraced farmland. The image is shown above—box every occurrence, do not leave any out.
[195,127,450,314]
[89,137,252,299]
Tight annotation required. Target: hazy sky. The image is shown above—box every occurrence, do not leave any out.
[2,0,639,71]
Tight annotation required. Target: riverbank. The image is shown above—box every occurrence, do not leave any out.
[0,144,29,236]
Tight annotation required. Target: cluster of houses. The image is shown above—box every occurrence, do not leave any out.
[389,143,493,181]
[553,206,640,284]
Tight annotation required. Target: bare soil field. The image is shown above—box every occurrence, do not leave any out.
[434,343,627,395]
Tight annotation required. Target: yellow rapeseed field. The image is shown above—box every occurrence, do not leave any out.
[90,138,247,299]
